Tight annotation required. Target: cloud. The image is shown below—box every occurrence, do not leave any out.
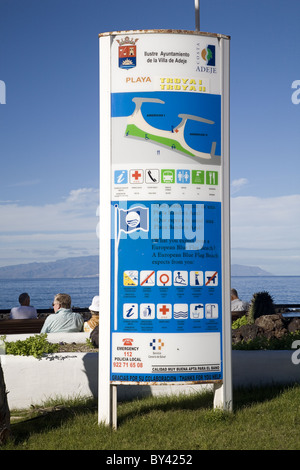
[0,188,99,266]
[6,179,41,188]
[231,178,248,195]
[2,187,300,274]
[231,194,300,274]
[0,187,99,233]
[64,188,99,205]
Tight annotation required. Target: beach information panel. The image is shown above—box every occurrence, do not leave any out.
[99,31,230,397]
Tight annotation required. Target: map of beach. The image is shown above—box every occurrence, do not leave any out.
[111,91,221,165]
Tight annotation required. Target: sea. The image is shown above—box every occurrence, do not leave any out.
[0,275,299,310]
[0,277,99,310]
[231,276,300,305]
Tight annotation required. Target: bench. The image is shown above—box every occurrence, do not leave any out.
[0,318,46,335]
[0,308,90,335]
[231,310,247,322]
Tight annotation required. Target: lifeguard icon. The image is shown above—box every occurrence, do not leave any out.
[117,36,138,69]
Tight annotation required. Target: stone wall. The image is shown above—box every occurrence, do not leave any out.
[232,314,300,344]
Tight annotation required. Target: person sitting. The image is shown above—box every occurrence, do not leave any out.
[10,292,37,319]
[84,295,99,333]
[231,288,247,312]
[41,293,83,333]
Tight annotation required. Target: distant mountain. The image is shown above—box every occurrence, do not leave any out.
[0,256,99,279]
[0,256,271,279]
[231,264,273,276]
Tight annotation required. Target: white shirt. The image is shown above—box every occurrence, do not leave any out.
[10,305,38,319]
[231,298,246,312]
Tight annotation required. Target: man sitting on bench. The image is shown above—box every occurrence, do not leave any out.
[41,293,83,333]
[10,292,38,320]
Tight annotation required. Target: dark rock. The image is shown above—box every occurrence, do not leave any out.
[288,318,300,333]
[232,313,300,345]
[232,324,262,344]
[254,314,288,339]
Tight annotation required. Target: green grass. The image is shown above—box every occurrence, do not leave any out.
[2,384,300,450]
[125,124,195,156]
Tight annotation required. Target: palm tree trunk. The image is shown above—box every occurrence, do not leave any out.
[0,361,10,444]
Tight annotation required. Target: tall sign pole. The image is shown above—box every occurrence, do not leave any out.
[98,29,231,427]
[195,0,200,31]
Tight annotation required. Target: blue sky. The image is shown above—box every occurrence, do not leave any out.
[0,0,300,274]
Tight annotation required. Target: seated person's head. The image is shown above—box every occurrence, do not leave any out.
[53,293,71,311]
[19,292,30,306]
[231,288,238,301]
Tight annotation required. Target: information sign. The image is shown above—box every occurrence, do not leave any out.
[99,30,231,423]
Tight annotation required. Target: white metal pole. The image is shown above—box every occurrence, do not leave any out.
[98,34,113,426]
[213,37,232,412]
[195,0,200,31]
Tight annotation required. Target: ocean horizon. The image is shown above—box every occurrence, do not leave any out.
[0,275,299,310]
[231,275,300,305]
[0,277,99,310]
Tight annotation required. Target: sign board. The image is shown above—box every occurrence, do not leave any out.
[99,30,231,424]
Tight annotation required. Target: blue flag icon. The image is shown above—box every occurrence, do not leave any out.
[118,206,149,234]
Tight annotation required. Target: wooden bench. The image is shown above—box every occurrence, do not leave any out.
[231,310,247,322]
[0,318,46,335]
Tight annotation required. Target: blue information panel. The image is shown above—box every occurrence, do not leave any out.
[110,200,222,382]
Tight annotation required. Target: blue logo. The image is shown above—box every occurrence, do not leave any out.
[114,170,128,184]
[202,45,215,66]
[118,206,149,234]
[149,338,164,351]
[176,170,190,184]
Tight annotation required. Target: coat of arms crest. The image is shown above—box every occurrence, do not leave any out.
[117,36,138,69]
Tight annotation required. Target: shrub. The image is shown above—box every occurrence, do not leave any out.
[232,314,250,330]
[248,291,275,322]
[0,334,59,359]
[232,330,300,350]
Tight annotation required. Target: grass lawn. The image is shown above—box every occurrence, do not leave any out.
[2,383,300,450]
